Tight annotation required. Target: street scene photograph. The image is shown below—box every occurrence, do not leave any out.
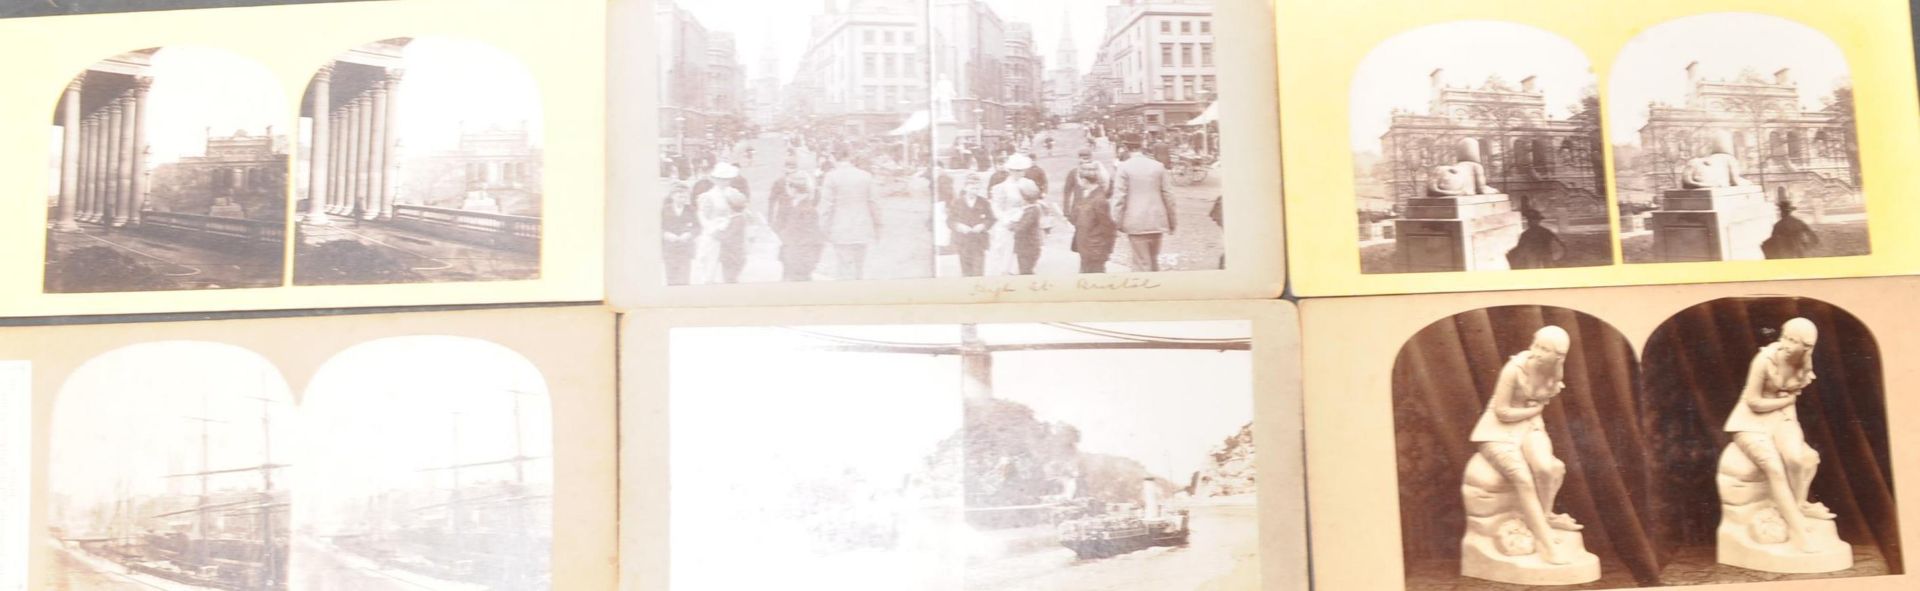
[1608,13,1867,264]
[43,47,289,293]
[45,342,295,590]
[1349,21,1611,274]
[294,37,544,286]
[932,0,1225,277]
[654,0,934,285]
[292,336,553,590]
[670,321,1259,590]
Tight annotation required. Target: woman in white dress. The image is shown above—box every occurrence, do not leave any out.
[984,155,1035,276]
[690,165,742,284]
[1726,317,1833,553]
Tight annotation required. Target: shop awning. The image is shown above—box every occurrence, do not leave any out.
[889,110,930,135]
[1186,102,1219,126]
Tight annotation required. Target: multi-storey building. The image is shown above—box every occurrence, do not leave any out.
[1632,62,1858,205]
[1098,0,1214,133]
[1377,69,1605,222]
[795,0,928,136]
[931,0,1008,146]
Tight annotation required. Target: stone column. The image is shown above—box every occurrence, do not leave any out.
[342,97,364,216]
[355,95,374,216]
[102,102,123,225]
[378,70,403,219]
[92,111,109,223]
[364,78,388,220]
[327,111,342,215]
[54,76,84,231]
[112,93,135,227]
[129,78,151,225]
[77,114,94,225]
[305,65,333,225]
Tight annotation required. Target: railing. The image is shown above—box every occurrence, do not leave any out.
[391,204,541,253]
[393,204,540,239]
[139,211,285,245]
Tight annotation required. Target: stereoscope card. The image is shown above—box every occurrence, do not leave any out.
[619,299,1306,590]
[607,0,1285,308]
[1279,0,1920,296]
[0,0,606,317]
[1302,276,1919,591]
[0,306,618,590]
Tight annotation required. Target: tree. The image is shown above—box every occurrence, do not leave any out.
[1824,81,1860,186]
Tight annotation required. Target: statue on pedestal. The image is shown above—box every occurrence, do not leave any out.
[1460,326,1601,584]
[933,75,958,124]
[1682,132,1752,189]
[1427,138,1500,197]
[1715,318,1852,573]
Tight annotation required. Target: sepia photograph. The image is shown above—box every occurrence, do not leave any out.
[931,0,1226,277]
[45,342,295,590]
[1609,13,1866,264]
[1350,21,1610,274]
[669,321,1259,590]
[43,47,289,293]
[1640,297,1898,585]
[1392,306,1644,589]
[294,37,544,286]
[654,0,934,285]
[292,336,553,590]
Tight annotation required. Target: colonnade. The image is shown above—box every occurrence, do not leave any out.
[52,74,150,231]
[304,65,403,224]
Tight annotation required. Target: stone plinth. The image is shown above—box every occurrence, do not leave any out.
[1650,185,1771,262]
[1459,454,1601,585]
[1393,194,1523,272]
[1716,444,1852,573]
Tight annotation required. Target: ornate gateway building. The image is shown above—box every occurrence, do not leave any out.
[1632,63,1859,206]
[1378,69,1605,224]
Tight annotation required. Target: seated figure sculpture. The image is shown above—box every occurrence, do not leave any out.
[1716,318,1851,573]
[1459,326,1600,584]
[1681,132,1753,189]
[1428,138,1501,197]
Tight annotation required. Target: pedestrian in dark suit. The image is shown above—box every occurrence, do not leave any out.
[1010,179,1047,275]
[946,175,996,277]
[660,183,700,285]
[1065,163,1117,273]
[768,166,825,281]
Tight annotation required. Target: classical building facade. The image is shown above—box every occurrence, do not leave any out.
[149,130,288,221]
[1001,22,1043,127]
[932,0,1010,144]
[449,125,543,216]
[48,50,154,231]
[795,0,928,135]
[1099,0,1214,133]
[655,0,746,154]
[1378,69,1605,221]
[301,38,407,224]
[1633,63,1858,203]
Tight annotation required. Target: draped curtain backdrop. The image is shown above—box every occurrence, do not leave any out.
[1642,297,1901,573]
[1393,306,1660,585]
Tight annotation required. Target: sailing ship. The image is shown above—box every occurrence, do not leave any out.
[57,393,289,590]
[318,387,552,590]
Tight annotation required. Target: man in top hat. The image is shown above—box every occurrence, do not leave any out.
[1506,207,1566,270]
[1111,133,1177,271]
[1761,192,1821,259]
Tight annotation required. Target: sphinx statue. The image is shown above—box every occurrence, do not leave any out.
[1427,138,1501,197]
[1460,326,1600,584]
[1716,318,1852,573]
[1681,132,1753,189]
